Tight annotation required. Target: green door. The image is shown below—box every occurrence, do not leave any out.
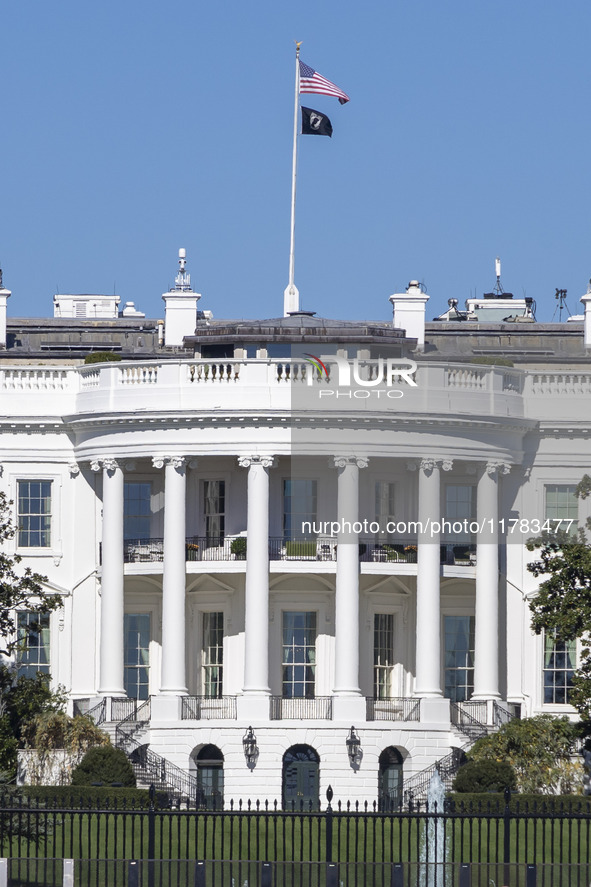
[282,745,320,810]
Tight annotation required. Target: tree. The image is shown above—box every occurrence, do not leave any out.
[527,475,591,721]
[0,668,66,777]
[468,715,582,794]
[0,491,61,655]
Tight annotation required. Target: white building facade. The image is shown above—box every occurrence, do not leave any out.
[2,270,591,808]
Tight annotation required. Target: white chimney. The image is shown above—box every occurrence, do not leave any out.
[389,280,430,348]
[581,287,591,348]
[0,280,11,349]
[162,249,201,348]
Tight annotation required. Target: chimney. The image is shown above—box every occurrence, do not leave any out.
[581,286,591,349]
[162,249,201,348]
[0,271,10,349]
[389,280,429,348]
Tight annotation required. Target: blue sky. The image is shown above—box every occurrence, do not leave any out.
[1,1,590,323]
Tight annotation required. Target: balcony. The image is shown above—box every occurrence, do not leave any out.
[270,696,333,720]
[101,536,477,567]
[180,696,237,720]
[366,697,421,722]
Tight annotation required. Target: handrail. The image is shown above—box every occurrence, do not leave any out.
[450,701,489,740]
[402,745,470,807]
[115,698,197,803]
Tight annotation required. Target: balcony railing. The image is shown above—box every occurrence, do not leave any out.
[366,697,421,722]
[270,696,333,720]
[181,696,237,720]
[101,536,478,566]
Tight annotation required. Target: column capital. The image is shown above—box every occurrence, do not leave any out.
[333,455,369,469]
[90,457,119,473]
[68,462,80,477]
[152,455,187,470]
[485,460,511,476]
[411,457,452,473]
[419,457,438,473]
[238,455,276,469]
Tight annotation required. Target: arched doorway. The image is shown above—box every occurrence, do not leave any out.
[282,745,320,810]
[378,747,403,811]
[193,745,224,810]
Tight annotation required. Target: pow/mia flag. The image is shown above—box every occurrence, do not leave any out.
[301,106,333,137]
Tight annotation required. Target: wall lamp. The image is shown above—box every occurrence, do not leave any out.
[242,726,258,764]
[346,726,362,765]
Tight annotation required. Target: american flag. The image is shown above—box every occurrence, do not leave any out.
[299,60,350,105]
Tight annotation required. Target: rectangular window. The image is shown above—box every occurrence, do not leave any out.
[17,612,50,679]
[124,613,150,699]
[202,612,224,698]
[545,484,578,533]
[203,481,225,543]
[17,480,52,548]
[374,614,394,699]
[444,615,475,702]
[283,479,317,540]
[544,629,575,705]
[124,483,151,540]
[282,611,316,698]
[445,485,475,543]
[375,482,395,540]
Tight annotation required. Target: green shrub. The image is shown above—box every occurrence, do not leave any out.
[83,351,122,364]
[285,541,316,558]
[12,785,151,808]
[453,759,516,793]
[71,746,135,787]
[230,537,247,559]
[448,793,591,814]
[471,356,514,367]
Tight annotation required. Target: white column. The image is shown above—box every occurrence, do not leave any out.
[473,460,509,700]
[156,455,188,695]
[414,458,451,697]
[333,456,368,698]
[238,456,274,707]
[94,458,125,696]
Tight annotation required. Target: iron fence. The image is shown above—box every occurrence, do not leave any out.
[269,696,333,720]
[180,696,237,720]
[366,697,421,722]
[1,791,591,885]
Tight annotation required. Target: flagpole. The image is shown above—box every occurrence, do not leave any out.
[284,42,301,316]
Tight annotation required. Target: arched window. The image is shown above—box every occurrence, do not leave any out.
[378,747,403,812]
[193,745,224,810]
[282,745,320,811]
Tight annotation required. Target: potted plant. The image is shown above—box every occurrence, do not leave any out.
[404,544,417,562]
[186,542,200,561]
[231,537,247,559]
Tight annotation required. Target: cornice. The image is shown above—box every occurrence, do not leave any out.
[60,409,538,435]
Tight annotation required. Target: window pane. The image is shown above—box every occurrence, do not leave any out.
[445,485,475,545]
[282,612,316,698]
[545,485,578,533]
[17,612,50,678]
[17,481,52,548]
[374,614,394,698]
[124,483,152,540]
[202,612,224,698]
[444,615,475,702]
[543,629,575,704]
[203,481,225,543]
[124,613,150,699]
[283,480,317,540]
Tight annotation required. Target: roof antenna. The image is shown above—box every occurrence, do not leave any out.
[174,248,192,292]
[552,288,572,322]
[493,256,504,295]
